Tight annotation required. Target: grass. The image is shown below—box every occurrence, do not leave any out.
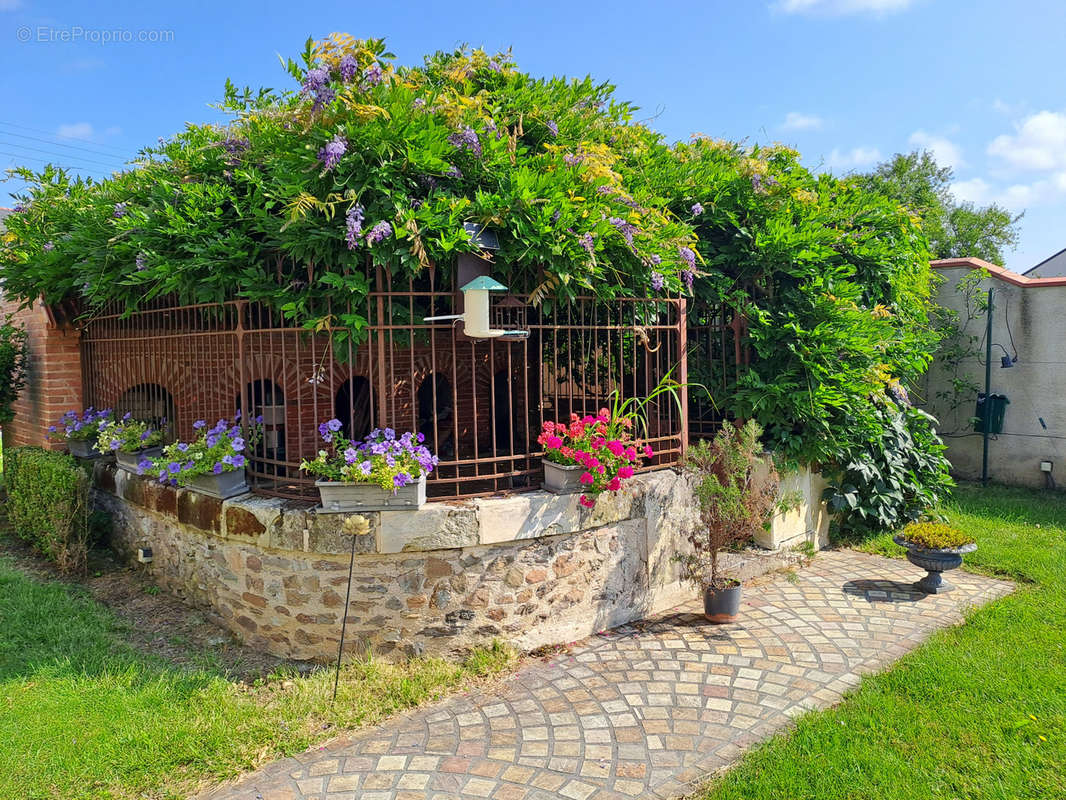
[0,555,516,800]
[697,482,1066,800]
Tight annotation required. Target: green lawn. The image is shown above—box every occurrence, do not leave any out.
[698,482,1066,800]
[0,555,514,800]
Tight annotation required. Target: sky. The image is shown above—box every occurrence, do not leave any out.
[2,0,1065,273]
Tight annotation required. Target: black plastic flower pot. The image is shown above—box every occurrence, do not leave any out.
[703,580,742,623]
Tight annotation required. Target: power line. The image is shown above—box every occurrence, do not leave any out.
[0,120,130,158]
[0,140,124,171]
[0,129,132,162]
[0,150,109,175]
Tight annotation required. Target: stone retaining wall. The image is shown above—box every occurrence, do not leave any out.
[92,463,827,662]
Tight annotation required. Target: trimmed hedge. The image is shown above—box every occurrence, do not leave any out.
[4,447,90,573]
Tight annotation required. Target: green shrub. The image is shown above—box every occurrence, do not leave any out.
[824,402,954,538]
[900,520,974,550]
[4,447,91,573]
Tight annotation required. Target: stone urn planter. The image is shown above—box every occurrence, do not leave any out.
[316,473,427,513]
[115,446,164,474]
[703,580,742,623]
[893,534,977,594]
[67,439,102,459]
[185,469,249,500]
[542,461,584,494]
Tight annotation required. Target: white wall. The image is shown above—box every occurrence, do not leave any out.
[924,265,1066,488]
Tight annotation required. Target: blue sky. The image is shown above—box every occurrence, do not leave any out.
[3,0,1065,272]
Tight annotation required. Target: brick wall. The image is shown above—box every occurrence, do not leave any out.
[0,297,83,449]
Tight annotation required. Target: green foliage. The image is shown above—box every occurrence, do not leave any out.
[0,314,27,425]
[0,35,696,333]
[824,402,954,537]
[676,421,780,589]
[94,414,164,454]
[900,520,974,550]
[4,447,90,573]
[655,139,939,465]
[856,150,1022,264]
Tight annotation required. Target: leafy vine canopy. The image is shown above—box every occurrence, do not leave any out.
[0,34,700,329]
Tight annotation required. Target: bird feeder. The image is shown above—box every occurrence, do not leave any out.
[424,276,529,339]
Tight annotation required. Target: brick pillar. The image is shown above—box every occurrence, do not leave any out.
[0,298,83,449]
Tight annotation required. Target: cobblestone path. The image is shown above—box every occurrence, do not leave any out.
[200,549,1011,800]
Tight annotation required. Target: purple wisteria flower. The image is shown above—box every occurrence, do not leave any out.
[413,97,426,109]
[578,232,595,254]
[365,221,392,245]
[679,246,696,270]
[303,67,329,94]
[12,202,25,213]
[448,126,482,157]
[546,120,559,137]
[113,202,127,218]
[691,202,704,216]
[135,252,147,270]
[564,153,583,165]
[43,241,54,252]
[345,204,365,250]
[681,269,695,290]
[363,64,383,85]
[651,254,662,265]
[338,55,358,82]
[317,135,347,171]
[445,165,463,179]
[609,217,638,249]
[650,271,665,292]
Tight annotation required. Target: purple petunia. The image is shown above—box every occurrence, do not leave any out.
[317,135,347,171]
[345,204,365,250]
[193,419,206,430]
[393,472,411,488]
[650,271,665,292]
[365,221,392,245]
[231,437,245,452]
[338,55,358,82]
[177,442,189,452]
[213,462,225,475]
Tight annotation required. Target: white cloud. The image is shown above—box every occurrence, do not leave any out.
[56,122,95,140]
[987,110,1066,171]
[774,0,913,15]
[826,146,881,170]
[781,111,823,131]
[952,178,991,204]
[909,130,965,169]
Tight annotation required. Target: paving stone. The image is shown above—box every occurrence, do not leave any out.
[197,550,1011,800]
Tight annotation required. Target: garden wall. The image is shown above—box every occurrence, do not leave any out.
[926,259,1066,489]
[91,464,828,661]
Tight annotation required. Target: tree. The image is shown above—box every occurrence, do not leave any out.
[857,150,1021,265]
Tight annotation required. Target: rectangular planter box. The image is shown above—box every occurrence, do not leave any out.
[316,474,427,513]
[115,446,164,474]
[67,439,102,459]
[185,469,249,500]
[542,461,584,494]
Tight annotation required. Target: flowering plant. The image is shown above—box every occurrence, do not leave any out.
[300,420,438,492]
[538,408,652,509]
[94,412,165,454]
[143,413,260,486]
[47,407,113,443]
